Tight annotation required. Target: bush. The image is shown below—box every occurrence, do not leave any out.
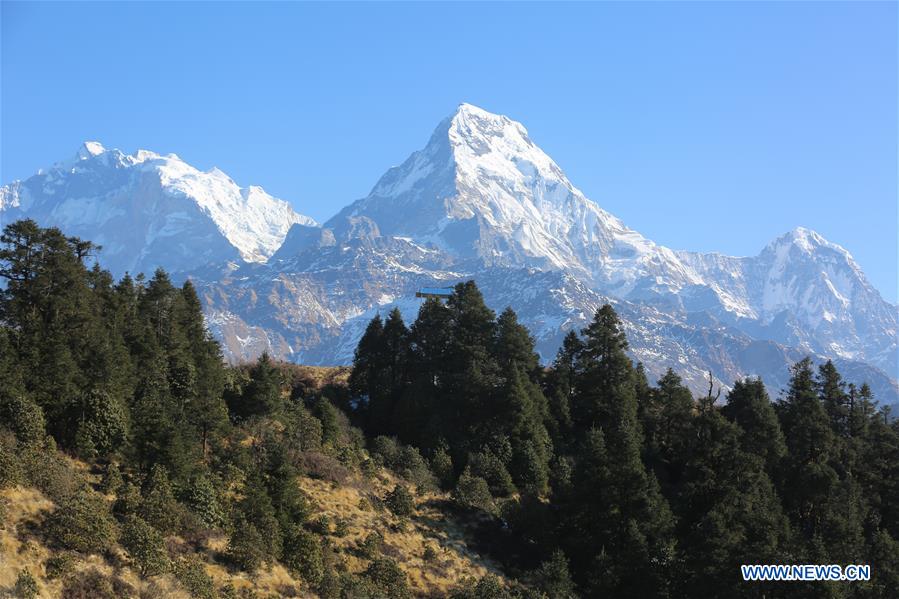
[60,569,119,599]
[534,549,576,598]
[385,484,414,517]
[44,552,76,579]
[99,462,123,495]
[450,575,515,599]
[120,515,169,577]
[14,569,39,599]
[44,489,117,554]
[469,450,515,497]
[183,474,227,528]
[282,525,324,586]
[22,447,77,502]
[1,394,46,446]
[452,468,496,514]
[333,516,350,537]
[173,556,216,599]
[431,443,455,490]
[0,435,22,489]
[74,389,128,458]
[364,557,411,599]
[113,481,142,518]
[301,451,350,484]
[356,531,384,559]
[226,520,266,573]
[140,464,180,533]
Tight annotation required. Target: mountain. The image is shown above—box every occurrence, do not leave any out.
[318,102,897,376]
[3,106,896,405]
[327,103,699,298]
[0,142,315,276]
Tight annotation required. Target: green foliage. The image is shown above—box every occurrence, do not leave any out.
[385,483,414,517]
[74,388,129,459]
[44,552,76,580]
[173,556,216,599]
[357,531,384,559]
[452,467,496,514]
[44,489,117,554]
[0,394,46,447]
[282,524,324,585]
[99,462,124,495]
[430,441,455,490]
[469,449,515,497]
[450,575,516,599]
[0,435,23,489]
[14,569,39,599]
[120,515,169,577]
[183,474,227,528]
[226,519,267,573]
[364,557,412,599]
[140,464,180,533]
[534,550,576,598]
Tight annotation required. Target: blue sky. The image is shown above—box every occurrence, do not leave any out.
[2,2,896,300]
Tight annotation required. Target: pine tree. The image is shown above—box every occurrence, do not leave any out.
[721,377,786,475]
[237,352,283,419]
[676,405,789,597]
[776,358,846,553]
[643,368,694,496]
[564,305,674,597]
[817,360,849,437]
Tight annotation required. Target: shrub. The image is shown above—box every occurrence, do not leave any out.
[226,520,266,573]
[450,575,515,599]
[385,484,414,517]
[430,443,455,490]
[14,569,39,599]
[60,569,119,599]
[301,451,350,484]
[1,394,46,446]
[282,524,324,586]
[99,462,124,495]
[121,515,169,577]
[140,464,180,533]
[364,557,411,599]
[452,468,496,514]
[44,552,76,579]
[22,447,77,502]
[534,549,577,598]
[44,489,117,554]
[173,556,216,599]
[356,531,384,559]
[113,481,142,518]
[333,516,350,537]
[183,474,226,528]
[469,450,515,497]
[0,435,22,489]
[423,544,439,563]
[74,389,128,458]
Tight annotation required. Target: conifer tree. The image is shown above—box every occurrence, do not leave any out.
[721,377,786,476]
[776,358,847,553]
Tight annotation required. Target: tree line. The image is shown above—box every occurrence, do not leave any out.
[349,281,899,598]
[1,218,897,598]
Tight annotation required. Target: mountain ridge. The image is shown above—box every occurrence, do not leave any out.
[2,104,895,405]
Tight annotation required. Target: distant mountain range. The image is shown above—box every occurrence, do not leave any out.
[2,104,896,405]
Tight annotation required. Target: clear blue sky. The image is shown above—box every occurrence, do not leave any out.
[2,2,896,300]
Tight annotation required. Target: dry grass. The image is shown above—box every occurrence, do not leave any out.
[299,469,506,597]
[1,455,503,598]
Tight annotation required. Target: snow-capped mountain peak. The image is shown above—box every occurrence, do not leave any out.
[1,142,316,276]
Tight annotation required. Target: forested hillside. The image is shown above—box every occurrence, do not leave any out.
[1,219,898,598]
